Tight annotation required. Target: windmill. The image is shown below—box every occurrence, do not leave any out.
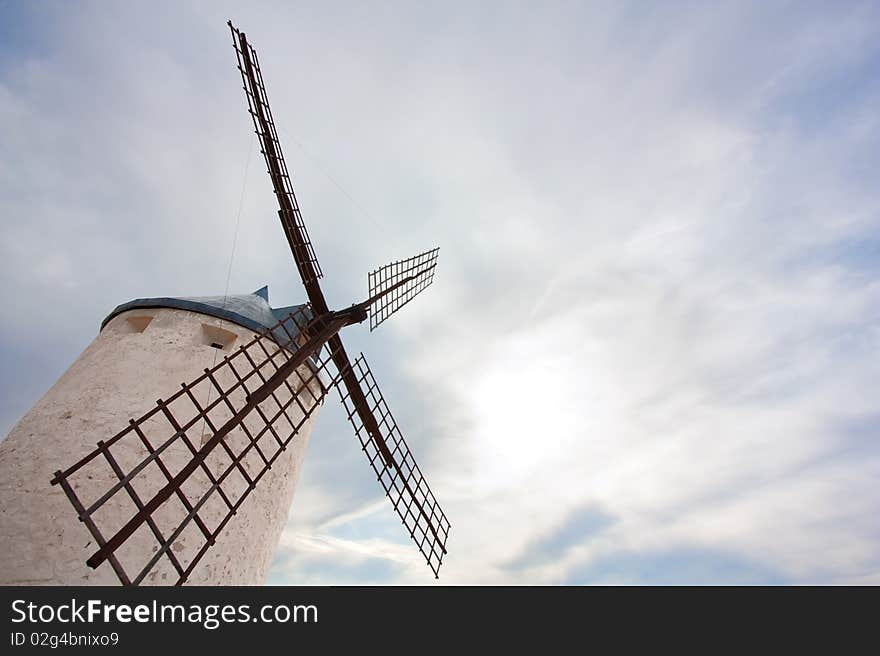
[46,21,450,585]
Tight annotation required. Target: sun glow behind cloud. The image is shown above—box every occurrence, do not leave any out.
[469,328,590,485]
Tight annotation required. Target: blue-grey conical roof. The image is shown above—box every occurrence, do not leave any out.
[101,286,312,348]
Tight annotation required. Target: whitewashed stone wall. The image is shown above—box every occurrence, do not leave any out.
[0,307,321,585]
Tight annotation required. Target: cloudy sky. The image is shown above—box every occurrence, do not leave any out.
[1,1,878,584]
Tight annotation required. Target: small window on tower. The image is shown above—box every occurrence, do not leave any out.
[125,316,153,333]
[200,323,237,351]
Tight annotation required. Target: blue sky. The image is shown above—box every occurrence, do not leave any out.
[1,0,878,584]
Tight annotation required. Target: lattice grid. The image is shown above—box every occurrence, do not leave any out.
[51,306,341,586]
[230,23,323,284]
[337,355,450,577]
[368,247,439,331]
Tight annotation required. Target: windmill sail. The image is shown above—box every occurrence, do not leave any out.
[230,22,324,292]
[51,307,344,585]
[228,21,450,579]
[337,355,450,577]
[367,247,439,331]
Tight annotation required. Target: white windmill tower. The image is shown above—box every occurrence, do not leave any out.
[0,21,449,586]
